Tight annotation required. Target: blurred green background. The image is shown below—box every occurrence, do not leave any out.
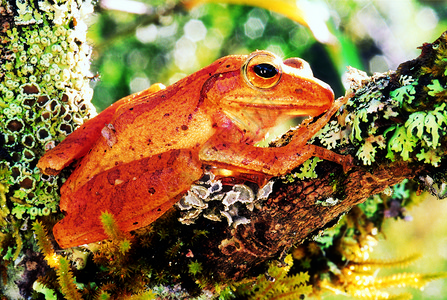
[85,0,447,298]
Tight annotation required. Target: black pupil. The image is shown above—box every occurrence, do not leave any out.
[253,63,278,78]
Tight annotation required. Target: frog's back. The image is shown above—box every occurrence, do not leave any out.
[64,68,216,193]
[110,81,215,161]
[61,54,250,193]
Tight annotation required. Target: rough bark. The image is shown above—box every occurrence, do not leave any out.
[201,162,421,280]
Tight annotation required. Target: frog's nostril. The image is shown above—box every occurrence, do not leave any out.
[284,58,313,77]
[284,57,312,70]
[283,58,303,69]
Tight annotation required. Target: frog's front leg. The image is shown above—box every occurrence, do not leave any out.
[53,148,202,248]
[200,96,353,176]
[200,141,352,176]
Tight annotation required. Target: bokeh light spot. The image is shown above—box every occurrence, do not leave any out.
[129,75,150,94]
[416,7,438,31]
[136,24,157,44]
[244,17,265,39]
[369,55,390,73]
[184,19,207,42]
[204,28,224,50]
[174,36,197,71]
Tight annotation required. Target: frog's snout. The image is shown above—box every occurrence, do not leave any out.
[283,57,334,102]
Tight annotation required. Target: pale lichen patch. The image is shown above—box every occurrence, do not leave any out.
[0,0,96,220]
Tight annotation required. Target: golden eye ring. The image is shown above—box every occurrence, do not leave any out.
[242,52,282,89]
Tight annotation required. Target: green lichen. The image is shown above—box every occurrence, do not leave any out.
[385,92,447,165]
[386,125,418,161]
[315,197,340,207]
[406,103,447,148]
[313,120,345,149]
[314,56,446,168]
[356,135,386,165]
[283,157,322,182]
[389,81,417,106]
[0,1,96,298]
[416,148,442,166]
[428,79,444,96]
[0,0,96,224]
[0,182,10,227]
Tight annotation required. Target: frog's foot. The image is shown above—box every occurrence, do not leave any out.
[311,145,354,173]
[341,154,354,173]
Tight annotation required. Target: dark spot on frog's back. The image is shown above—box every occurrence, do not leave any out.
[181,125,188,131]
[148,187,156,194]
[107,169,121,185]
[295,88,303,94]
[164,113,170,117]
[226,64,231,68]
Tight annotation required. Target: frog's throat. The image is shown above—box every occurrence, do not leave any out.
[221,107,298,143]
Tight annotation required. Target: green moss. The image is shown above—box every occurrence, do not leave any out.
[32,281,57,300]
[57,256,83,300]
[188,260,203,276]
[235,254,312,299]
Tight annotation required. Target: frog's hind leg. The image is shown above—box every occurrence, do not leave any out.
[52,149,202,248]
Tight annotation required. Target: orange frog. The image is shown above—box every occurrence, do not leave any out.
[38,50,352,248]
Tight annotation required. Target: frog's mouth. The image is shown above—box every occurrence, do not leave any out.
[223,99,332,117]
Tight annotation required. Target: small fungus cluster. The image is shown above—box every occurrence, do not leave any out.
[0,0,95,222]
[177,171,274,227]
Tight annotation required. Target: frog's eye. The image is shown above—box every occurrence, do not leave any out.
[242,53,282,89]
[254,63,278,78]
